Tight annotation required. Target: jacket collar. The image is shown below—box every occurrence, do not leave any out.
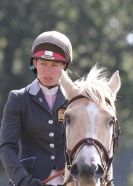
[27,79,67,112]
[28,79,40,96]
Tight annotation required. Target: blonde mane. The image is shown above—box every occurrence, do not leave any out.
[74,65,116,110]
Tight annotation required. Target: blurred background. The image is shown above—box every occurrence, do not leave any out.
[0,0,133,185]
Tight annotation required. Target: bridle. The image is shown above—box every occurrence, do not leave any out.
[64,95,121,186]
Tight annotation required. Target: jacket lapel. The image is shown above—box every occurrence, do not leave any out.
[27,79,67,113]
[32,90,52,113]
[52,88,67,112]
[27,79,52,113]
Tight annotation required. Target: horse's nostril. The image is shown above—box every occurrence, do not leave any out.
[91,161,98,172]
[71,163,79,176]
[95,164,104,178]
[71,162,104,179]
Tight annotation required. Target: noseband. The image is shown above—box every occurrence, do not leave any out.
[64,95,121,186]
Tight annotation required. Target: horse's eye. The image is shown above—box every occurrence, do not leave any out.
[65,116,71,125]
[109,117,115,127]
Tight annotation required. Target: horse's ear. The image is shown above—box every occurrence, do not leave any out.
[60,70,79,99]
[108,71,121,95]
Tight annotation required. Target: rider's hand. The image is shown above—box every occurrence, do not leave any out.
[19,175,43,186]
[27,178,43,186]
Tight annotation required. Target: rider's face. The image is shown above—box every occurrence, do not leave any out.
[33,59,65,86]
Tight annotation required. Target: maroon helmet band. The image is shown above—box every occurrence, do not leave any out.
[32,50,67,62]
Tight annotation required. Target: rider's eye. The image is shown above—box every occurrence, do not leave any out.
[65,116,71,125]
[109,117,115,127]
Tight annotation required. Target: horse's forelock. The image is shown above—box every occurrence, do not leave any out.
[74,66,115,110]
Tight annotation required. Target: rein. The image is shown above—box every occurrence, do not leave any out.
[64,94,121,186]
[42,169,64,185]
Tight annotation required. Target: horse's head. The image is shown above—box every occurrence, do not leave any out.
[61,66,121,186]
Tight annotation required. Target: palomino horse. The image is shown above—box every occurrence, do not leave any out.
[60,66,121,186]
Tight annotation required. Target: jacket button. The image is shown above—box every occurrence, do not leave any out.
[49,143,54,148]
[48,120,53,124]
[39,97,43,102]
[51,155,55,160]
[49,132,54,137]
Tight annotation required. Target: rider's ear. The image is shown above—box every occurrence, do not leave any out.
[33,59,37,68]
[108,71,121,95]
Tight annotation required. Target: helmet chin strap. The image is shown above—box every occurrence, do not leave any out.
[37,77,59,89]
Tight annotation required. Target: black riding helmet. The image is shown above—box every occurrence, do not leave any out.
[30,31,72,74]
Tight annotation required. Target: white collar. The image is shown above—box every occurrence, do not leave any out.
[39,83,59,96]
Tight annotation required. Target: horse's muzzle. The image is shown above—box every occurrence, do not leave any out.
[70,161,104,180]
